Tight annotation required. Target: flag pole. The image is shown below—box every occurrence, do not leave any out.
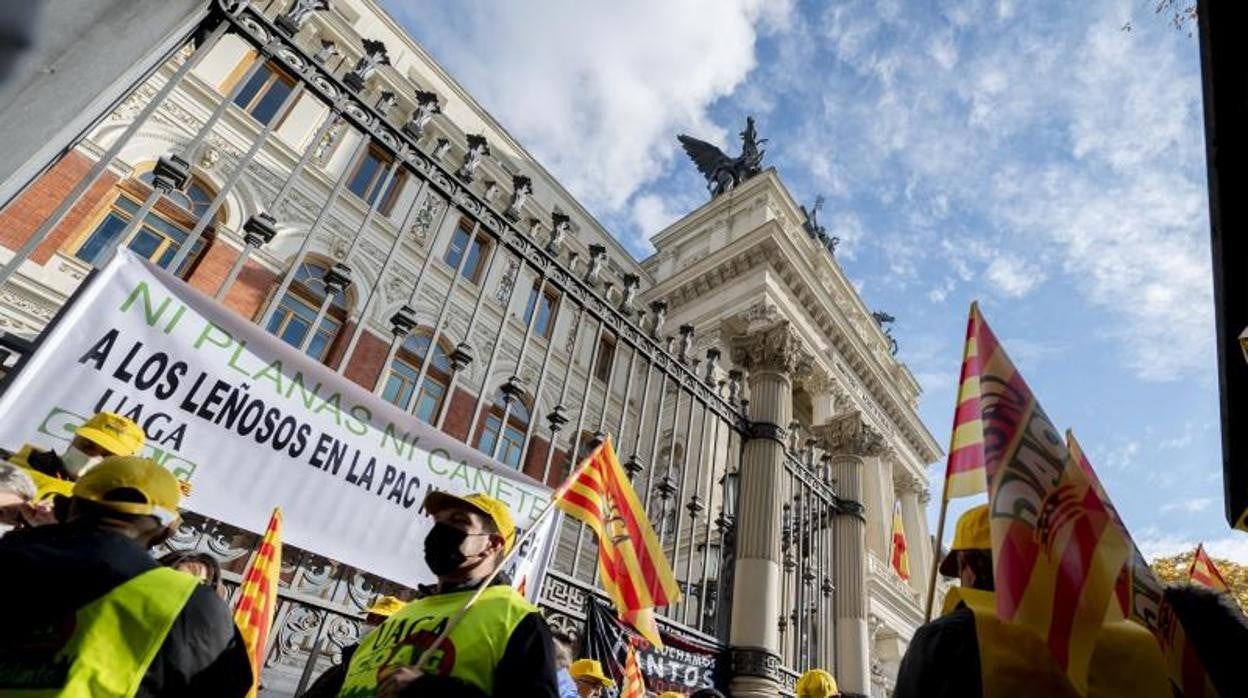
[402,440,600,677]
[923,484,950,621]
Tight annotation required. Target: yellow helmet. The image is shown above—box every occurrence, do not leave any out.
[76,412,145,456]
[796,668,839,698]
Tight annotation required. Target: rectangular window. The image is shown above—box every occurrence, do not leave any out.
[232,61,296,126]
[347,146,405,215]
[74,197,205,277]
[594,334,616,383]
[481,415,524,469]
[522,283,558,339]
[443,222,489,283]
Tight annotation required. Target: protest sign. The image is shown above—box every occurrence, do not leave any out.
[0,251,553,587]
[583,595,725,695]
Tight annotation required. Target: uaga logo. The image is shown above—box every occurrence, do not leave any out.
[36,406,200,482]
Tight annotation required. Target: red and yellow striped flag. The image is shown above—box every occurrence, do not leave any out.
[971,307,1128,694]
[1068,434,1218,696]
[620,643,647,698]
[555,436,681,647]
[234,507,282,697]
[1188,544,1230,593]
[943,303,988,500]
[890,503,910,582]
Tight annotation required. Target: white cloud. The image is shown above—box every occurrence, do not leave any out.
[1160,497,1216,514]
[984,254,1044,298]
[628,193,688,253]
[387,0,794,216]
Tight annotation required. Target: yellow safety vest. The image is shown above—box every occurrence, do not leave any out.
[5,445,74,501]
[942,587,1171,698]
[338,584,538,697]
[0,566,199,697]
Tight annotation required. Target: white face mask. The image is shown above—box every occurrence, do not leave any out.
[62,445,104,476]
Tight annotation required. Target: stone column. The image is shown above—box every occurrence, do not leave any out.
[861,448,893,560]
[727,321,812,697]
[897,474,932,597]
[815,412,885,697]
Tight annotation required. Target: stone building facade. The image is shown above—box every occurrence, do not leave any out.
[0,1,940,695]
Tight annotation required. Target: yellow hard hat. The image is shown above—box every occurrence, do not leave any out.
[72,456,180,525]
[422,490,517,554]
[569,658,615,687]
[796,668,839,697]
[366,595,405,618]
[76,412,145,456]
[939,503,991,576]
[658,692,686,698]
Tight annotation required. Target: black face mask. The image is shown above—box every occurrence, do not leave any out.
[424,522,469,576]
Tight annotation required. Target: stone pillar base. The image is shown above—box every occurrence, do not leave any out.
[728,647,785,697]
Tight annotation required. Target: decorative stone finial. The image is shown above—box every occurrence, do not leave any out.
[403,90,441,140]
[276,0,332,36]
[506,175,532,222]
[343,39,390,91]
[456,133,490,182]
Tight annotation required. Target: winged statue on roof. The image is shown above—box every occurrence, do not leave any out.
[678,116,767,198]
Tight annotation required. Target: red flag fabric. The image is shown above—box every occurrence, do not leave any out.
[890,503,911,582]
[620,643,646,698]
[555,436,681,647]
[943,303,988,500]
[1068,432,1219,697]
[233,507,282,698]
[1188,544,1231,593]
[970,306,1129,694]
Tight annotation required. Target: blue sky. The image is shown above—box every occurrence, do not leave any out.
[383,1,1242,562]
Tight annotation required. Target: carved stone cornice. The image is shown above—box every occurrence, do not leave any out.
[728,646,786,683]
[814,411,886,457]
[729,321,814,377]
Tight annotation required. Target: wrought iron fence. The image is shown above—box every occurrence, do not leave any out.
[0,1,762,692]
[779,450,840,677]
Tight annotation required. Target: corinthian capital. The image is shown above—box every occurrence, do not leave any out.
[729,321,814,377]
[812,411,886,457]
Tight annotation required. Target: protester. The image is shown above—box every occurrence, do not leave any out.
[551,632,580,698]
[0,455,252,695]
[0,461,47,535]
[893,504,991,697]
[160,550,224,596]
[796,668,840,698]
[299,595,407,698]
[656,692,685,698]
[337,490,560,697]
[1164,582,1248,696]
[689,689,726,698]
[2,411,145,499]
[569,658,614,698]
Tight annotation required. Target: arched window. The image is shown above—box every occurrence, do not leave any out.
[477,393,531,469]
[72,172,218,277]
[381,331,451,423]
[265,262,348,361]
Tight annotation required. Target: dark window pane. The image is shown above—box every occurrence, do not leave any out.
[536,294,554,337]
[523,285,539,326]
[461,236,485,282]
[251,76,292,125]
[444,227,470,269]
[76,213,129,265]
[348,152,383,200]
[127,228,164,261]
[232,67,269,111]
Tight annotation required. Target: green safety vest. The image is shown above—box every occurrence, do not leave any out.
[0,566,199,697]
[338,584,538,697]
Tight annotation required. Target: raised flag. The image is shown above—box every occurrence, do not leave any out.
[234,507,282,697]
[943,303,988,500]
[1188,544,1231,593]
[971,307,1129,694]
[555,436,681,647]
[890,503,911,582]
[621,643,647,698]
[1069,432,1218,696]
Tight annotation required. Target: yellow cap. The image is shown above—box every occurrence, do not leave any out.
[72,456,180,525]
[796,668,839,697]
[658,692,686,698]
[569,658,615,687]
[366,595,406,618]
[422,490,517,554]
[76,412,145,456]
[939,503,991,577]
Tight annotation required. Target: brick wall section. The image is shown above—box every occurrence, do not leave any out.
[0,151,118,263]
[184,242,278,321]
[522,436,569,487]
[341,328,390,391]
[440,387,478,442]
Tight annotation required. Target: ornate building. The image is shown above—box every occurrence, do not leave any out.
[0,1,940,695]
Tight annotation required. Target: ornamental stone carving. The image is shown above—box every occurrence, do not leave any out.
[729,321,814,377]
[814,411,886,457]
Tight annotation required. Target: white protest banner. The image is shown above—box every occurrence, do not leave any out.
[0,251,553,588]
[507,511,560,604]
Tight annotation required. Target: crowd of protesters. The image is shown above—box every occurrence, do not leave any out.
[3,413,1245,697]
